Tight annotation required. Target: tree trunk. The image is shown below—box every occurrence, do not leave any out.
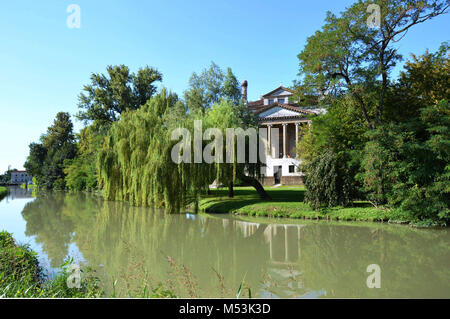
[237,173,271,200]
[228,181,234,198]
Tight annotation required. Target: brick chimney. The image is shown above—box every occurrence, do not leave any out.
[242,80,248,104]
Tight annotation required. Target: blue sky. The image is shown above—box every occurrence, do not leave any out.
[0,0,448,172]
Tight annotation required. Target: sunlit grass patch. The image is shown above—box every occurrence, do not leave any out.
[0,187,8,201]
[199,187,403,223]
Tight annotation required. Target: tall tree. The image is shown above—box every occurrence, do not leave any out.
[297,0,449,129]
[25,112,77,190]
[385,42,450,121]
[222,67,242,105]
[184,62,242,115]
[77,65,162,129]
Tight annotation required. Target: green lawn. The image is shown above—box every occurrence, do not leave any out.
[0,186,8,201]
[199,186,406,223]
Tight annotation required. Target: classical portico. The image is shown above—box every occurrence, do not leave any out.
[265,121,307,159]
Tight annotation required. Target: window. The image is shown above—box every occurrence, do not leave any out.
[278,98,285,104]
[268,99,274,104]
[289,165,295,173]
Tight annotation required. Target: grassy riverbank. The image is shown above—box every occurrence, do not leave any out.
[199,187,410,223]
[0,187,8,201]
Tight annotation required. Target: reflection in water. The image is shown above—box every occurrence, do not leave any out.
[1,192,448,298]
[3,186,33,200]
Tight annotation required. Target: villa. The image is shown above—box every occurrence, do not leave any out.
[242,81,324,186]
[10,170,33,184]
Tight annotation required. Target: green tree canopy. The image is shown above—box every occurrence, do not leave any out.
[77,65,162,129]
[184,62,242,115]
[297,0,449,129]
[25,112,77,190]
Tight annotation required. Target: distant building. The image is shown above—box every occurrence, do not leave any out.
[243,81,325,186]
[10,171,33,184]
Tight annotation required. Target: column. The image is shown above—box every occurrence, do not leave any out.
[282,123,287,158]
[267,124,272,157]
[295,122,300,157]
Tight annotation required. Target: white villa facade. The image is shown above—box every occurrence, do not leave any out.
[10,170,33,184]
[242,81,324,185]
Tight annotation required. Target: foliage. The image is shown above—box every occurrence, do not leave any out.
[303,151,357,209]
[385,42,450,121]
[358,100,450,223]
[98,60,271,212]
[64,126,104,191]
[296,0,449,128]
[24,112,77,190]
[64,156,97,192]
[296,97,364,209]
[184,62,242,115]
[98,84,269,213]
[0,231,102,298]
[296,0,449,221]
[76,65,162,129]
[296,96,366,165]
[97,88,203,213]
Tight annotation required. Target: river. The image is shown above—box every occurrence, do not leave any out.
[0,186,449,298]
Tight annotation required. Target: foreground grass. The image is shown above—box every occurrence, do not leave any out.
[199,187,408,223]
[0,186,8,201]
[0,231,103,298]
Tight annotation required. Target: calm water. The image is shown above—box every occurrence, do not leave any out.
[1,186,449,298]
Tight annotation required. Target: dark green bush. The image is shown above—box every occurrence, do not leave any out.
[304,150,357,210]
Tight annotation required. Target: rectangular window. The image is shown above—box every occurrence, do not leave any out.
[278,98,285,104]
[268,99,274,104]
[289,165,295,173]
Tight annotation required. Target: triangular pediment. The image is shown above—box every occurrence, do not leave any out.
[262,86,294,98]
[259,106,302,119]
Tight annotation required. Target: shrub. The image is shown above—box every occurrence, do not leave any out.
[304,150,357,210]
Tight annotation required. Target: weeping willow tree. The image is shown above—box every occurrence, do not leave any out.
[98,89,269,213]
[203,99,270,199]
[98,89,209,213]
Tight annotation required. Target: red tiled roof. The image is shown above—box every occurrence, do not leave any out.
[248,99,264,108]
